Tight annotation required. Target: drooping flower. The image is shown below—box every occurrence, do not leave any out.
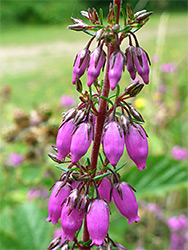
[46,182,71,225]
[98,178,111,204]
[125,45,136,80]
[133,47,150,84]
[71,122,93,164]
[112,182,140,225]
[61,201,84,241]
[167,215,187,231]
[72,48,90,84]
[103,121,124,167]
[125,124,148,171]
[108,50,126,90]
[87,199,109,246]
[87,47,106,87]
[56,119,75,161]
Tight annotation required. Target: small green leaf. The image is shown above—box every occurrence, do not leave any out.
[116,84,120,100]
[121,8,127,25]
[55,165,80,172]
[109,94,116,99]
[99,8,104,25]
[89,186,94,198]
[99,96,113,106]
[89,86,92,98]
[83,30,95,36]
[119,25,131,33]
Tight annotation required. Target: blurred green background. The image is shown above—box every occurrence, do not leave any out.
[0,0,188,249]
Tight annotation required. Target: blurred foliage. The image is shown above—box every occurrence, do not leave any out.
[1,0,187,26]
[1,0,86,25]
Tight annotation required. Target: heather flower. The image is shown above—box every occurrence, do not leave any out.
[87,47,106,87]
[71,122,93,164]
[61,201,84,241]
[108,50,126,90]
[171,146,188,161]
[112,182,140,225]
[125,45,136,80]
[46,182,71,225]
[98,178,111,204]
[133,47,150,84]
[87,199,109,245]
[8,153,23,167]
[167,215,187,231]
[169,233,186,250]
[160,63,176,73]
[56,119,75,160]
[103,121,124,167]
[72,48,90,84]
[125,124,148,171]
[60,95,75,108]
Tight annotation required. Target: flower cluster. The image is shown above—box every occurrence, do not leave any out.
[46,173,140,248]
[46,1,152,249]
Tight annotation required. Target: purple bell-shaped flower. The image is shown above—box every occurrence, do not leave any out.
[125,124,148,171]
[98,177,111,204]
[87,199,109,246]
[72,48,90,84]
[70,122,93,164]
[103,121,124,167]
[56,119,75,161]
[133,47,150,84]
[61,201,84,241]
[125,45,136,80]
[112,182,140,225]
[87,47,106,87]
[108,50,126,90]
[46,182,71,225]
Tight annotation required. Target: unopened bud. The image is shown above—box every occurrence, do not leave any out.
[129,83,144,97]
[126,3,134,20]
[136,12,153,22]
[107,3,116,25]
[75,78,83,93]
[125,81,139,94]
[60,243,69,250]
[134,10,147,18]
[129,106,145,122]
[80,10,89,19]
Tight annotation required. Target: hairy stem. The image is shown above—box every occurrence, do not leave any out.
[82,1,121,248]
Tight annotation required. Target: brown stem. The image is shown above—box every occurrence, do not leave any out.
[82,216,90,250]
[82,1,121,248]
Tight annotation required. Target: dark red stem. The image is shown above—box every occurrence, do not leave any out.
[82,1,121,248]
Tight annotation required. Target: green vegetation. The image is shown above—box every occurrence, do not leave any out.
[0,11,187,250]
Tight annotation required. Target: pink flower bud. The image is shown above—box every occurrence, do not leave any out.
[125,124,148,171]
[72,48,90,84]
[133,47,150,84]
[71,122,93,164]
[108,50,125,90]
[125,46,136,80]
[61,201,84,241]
[56,119,75,161]
[103,121,124,167]
[87,47,106,87]
[98,178,111,204]
[112,182,140,225]
[87,199,109,246]
[46,182,71,225]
